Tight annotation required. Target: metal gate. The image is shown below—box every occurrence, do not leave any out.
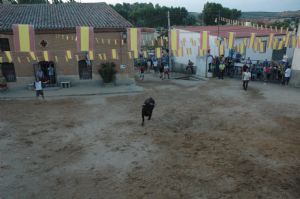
[1,62,16,82]
[78,60,92,80]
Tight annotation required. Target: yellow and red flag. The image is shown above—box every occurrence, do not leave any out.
[200,31,210,51]
[248,33,256,49]
[228,32,235,49]
[268,33,274,49]
[76,26,94,52]
[12,24,35,52]
[170,29,180,51]
[127,28,141,59]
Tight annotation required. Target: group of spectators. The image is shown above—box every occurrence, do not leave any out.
[137,54,170,80]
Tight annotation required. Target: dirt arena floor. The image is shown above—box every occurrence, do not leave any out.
[1,77,300,199]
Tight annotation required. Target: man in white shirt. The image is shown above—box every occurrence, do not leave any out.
[34,78,44,99]
[284,66,292,86]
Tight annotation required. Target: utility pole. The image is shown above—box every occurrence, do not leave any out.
[217,9,220,40]
[168,11,172,71]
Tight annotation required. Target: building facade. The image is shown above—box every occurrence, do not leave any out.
[0,3,134,87]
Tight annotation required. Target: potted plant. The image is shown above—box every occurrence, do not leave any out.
[98,62,117,85]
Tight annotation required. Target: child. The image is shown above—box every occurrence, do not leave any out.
[242,68,251,91]
[34,78,45,99]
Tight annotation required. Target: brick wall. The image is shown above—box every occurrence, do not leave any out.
[0,32,134,83]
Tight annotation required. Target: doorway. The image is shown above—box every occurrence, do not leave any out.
[1,62,16,82]
[34,61,57,86]
[78,60,92,80]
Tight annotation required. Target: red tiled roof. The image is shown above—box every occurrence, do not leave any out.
[175,25,286,38]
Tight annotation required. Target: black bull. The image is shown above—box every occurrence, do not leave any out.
[142,98,155,126]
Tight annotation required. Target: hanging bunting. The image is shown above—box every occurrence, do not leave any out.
[17,57,21,63]
[143,50,147,58]
[98,54,103,61]
[273,38,278,49]
[111,49,118,60]
[121,39,124,46]
[5,51,12,63]
[259,42,264,53]
[26,57,30,63]
[107,39,111,45]
[103,53,107,61]
[268,33,274,49]
[76,26,94,52]
[285,32,290,48]
[75,55,79,62]
[278,40,284,50]
[249,33,256,49]
[254,38,258,52]
[228,32,235,49]
[29,52,36,61]
[177,47,183,57]
[88,51,94,60]
[65,56,68,62]
[0,57,3,63]
[96,38,99,44]
[155,48,161,58]
[297,36,300,48]
[101,38,105,44]
[66,50,72,59]
[128,51,132,59]
[66,35,69,40]
[55,56,58,63]
[170,29,180,51]
[12,24,35,52]
[243,38,248,46]
[198,47,204,57]
[127,28,141,59]
[43,51,49,61]
[115,39,117,45]
[219,44,224,56]
[292,36,297,48]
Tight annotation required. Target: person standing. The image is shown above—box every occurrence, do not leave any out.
[153,58,158,74]
[159,62,164,79]
[36,67,44,81]
[140,65,145,81]
[34,78,45,99]
[219,61,225,79]
[242,68,251,91]
[284,66,292,86]
[48,64,55,84]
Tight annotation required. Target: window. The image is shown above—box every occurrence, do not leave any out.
[0,38,10,51]
[1,63,16,82]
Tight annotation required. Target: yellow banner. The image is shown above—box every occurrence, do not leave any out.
[219,44,224,56]
[273,38,278,49]
[249,33,256,49]
[98,54,103,60]
[112,49,117,59]
[0,57,2,63]
[285,33,290,48]
[66,50,72,59]
[171,29,178,51]
[80,26,90,51]
[292,36,297,48]
[177,47,183,57]
[268,33,274,49]
[278,40,284,50]
[19,24,30,52]
[55,56,58,63]
[228,32,235,49]
[202,31,209,50]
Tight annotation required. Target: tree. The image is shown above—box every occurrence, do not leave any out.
[202,2,241,25]
[111,3,196,28]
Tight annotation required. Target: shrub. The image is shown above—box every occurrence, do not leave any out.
[98,62,117,83]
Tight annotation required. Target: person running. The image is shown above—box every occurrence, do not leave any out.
[242,68,251,91]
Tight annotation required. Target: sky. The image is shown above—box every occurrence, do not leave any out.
[82,0,300,12]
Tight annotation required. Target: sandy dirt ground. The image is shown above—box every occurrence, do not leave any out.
[0,77,300,199]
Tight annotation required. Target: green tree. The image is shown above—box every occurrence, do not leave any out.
[111,3,196,28]
[202,2,241,25]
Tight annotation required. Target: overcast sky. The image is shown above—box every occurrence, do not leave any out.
[82,0,300,12]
